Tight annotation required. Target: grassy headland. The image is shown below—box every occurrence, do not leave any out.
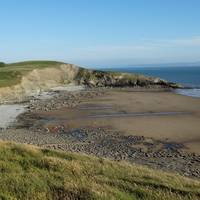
[0,60,179,89]
[0,141,199,200]
[0,61,62,87]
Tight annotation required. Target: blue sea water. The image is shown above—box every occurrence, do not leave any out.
[103,66,200,98]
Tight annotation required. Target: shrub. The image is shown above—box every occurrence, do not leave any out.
[0,62,5,67]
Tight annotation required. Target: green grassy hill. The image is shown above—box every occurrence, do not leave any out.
[0,61,62,87]
[0,141,199,200]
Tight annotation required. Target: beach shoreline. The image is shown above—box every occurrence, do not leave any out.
[0,87,200,178]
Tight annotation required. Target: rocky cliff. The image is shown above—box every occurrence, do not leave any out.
[75,67,180,88]
[0,62,180,103]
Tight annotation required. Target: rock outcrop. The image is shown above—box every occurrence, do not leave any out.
[74,68,180,88]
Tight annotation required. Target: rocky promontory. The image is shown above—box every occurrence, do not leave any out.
[75,67,181,88]
[0,61,181,103]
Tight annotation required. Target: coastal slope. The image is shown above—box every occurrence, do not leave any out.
[0,140,199,200]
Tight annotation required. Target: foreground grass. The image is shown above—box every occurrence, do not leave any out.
[0,141,199,200]
[0,61,62,87]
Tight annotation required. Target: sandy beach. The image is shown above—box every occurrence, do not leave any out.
[1,88,200,178]
[36,89,200,154]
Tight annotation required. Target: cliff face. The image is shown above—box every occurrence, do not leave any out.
[0,62,180,103]
[0,64,79,103]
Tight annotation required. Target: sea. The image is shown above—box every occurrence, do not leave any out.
[102,66,200,98]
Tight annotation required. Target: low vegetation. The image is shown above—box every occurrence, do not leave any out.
[0,141,199,200]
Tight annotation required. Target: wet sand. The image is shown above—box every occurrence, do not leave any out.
[0,104,26,129]
[37,89,200,154]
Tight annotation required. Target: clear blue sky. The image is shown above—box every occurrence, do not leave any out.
[1,0,200,67]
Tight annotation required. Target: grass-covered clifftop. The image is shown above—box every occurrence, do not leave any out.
[0,61,63,87]
[0,141,199,200]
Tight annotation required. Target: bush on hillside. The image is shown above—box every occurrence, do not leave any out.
[0,62,5,67]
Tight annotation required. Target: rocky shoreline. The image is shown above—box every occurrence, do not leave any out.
[0,87,199,179]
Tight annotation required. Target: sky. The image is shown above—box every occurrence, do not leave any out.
[0,0,200,67]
